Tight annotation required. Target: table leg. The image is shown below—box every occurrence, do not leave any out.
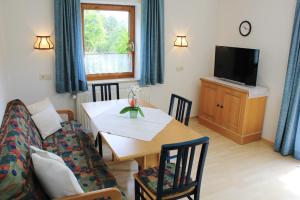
[135,153,160,170]
[112,153,115,161]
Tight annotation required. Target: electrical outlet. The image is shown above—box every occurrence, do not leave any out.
[40,74,52,80]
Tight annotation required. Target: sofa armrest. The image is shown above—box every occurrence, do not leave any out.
[56,188,122,200]
[57,110,75,121]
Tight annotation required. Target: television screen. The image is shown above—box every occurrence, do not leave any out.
[214,46,260,86]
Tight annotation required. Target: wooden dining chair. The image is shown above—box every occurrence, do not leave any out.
[168,94,193,162]
[92,83,120,102]
[168,94,192,126]
[92,83,119,159]
[134,137,209,200]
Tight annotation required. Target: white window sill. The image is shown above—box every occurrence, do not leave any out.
[88,78,139,85]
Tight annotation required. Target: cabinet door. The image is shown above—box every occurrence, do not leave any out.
[220,88,246,134]
[199,82,220,123]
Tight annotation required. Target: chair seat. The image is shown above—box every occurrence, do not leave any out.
[134,137,209,200]
[138,163,176,194]
[135,163,194,199]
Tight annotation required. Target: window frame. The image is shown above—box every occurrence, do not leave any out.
[81,3,136,81]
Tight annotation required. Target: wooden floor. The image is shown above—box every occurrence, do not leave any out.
[104,118,300,200]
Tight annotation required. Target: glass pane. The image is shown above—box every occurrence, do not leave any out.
[84,10,132,74]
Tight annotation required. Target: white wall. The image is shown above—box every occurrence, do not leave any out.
[0,0,218,118]
[0,63,6,125]
[0,62,6,125]
[0,6,8,125]
[1,0,296,142]
[144,0,218,116]
[216,0,297,141]
[1,0,75,111]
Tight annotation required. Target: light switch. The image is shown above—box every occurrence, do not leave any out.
[176,65,184,72]
[40,74,52,80]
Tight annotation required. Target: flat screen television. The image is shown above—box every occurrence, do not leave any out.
[214,46,260,86]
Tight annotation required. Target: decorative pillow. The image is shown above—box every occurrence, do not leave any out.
[27,98,63,122]
[31,153,84,199]
[30,146,64,164]
[31,107,62,139]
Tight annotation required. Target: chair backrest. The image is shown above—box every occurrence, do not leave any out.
[168,94,192,126]
[157,137,209,199]
[92,83,120,102]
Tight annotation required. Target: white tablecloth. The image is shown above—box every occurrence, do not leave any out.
[91,100,173,141]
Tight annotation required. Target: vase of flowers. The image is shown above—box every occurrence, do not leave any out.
[120,85,144,119]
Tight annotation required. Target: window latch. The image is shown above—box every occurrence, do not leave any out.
[129,41,135,52]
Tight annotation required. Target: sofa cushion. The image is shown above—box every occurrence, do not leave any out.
[27,97,63,122]
[31,153,84,199]
[43,121,119,192]
[30,145,65,164]
[0,100,48,200]
[31,107,62,139]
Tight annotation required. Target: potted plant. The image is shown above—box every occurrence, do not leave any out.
[120,85,144,119]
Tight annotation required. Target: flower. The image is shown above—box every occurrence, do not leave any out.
[130,85,141,97]
[130,99,135,108]
[120,85,144,118]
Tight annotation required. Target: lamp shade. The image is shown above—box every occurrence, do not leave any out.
[34,36,54,50]
[174,35,188,47]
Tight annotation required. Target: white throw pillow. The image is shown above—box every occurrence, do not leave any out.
[27,98,63,122]
[31,153,84,199]
[30,146,64,164]
[31,107,62,139]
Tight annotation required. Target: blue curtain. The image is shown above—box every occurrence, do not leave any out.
[275,1,300,160]
[140,0,165,86]
[54,0,88,94]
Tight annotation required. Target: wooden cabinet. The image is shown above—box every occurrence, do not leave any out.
[199,82,219,123]
[220,88,246,134]
[198,78,267,144]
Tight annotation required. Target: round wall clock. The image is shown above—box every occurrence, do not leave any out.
[239,21,252,37]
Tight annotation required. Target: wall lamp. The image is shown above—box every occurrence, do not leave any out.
[34,36,54,50]
[174,35,188,47]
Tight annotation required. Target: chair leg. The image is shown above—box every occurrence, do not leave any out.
[135,179,140,200]
[97,133,103,157]
[194,192,200,200]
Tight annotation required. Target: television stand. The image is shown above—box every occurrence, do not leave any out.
[198,77,268,144]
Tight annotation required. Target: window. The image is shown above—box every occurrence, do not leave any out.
[81,4,135,80]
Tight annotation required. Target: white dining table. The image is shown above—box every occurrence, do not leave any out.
[82,99,202,169]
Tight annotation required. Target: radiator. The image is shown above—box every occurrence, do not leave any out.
[76,82,150,130]
[76,91,92,130]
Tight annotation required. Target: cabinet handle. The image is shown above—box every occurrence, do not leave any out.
[220,105,224,109]
[217,104,220,107]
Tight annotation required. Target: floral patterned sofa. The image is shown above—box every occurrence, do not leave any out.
[0,99,124,200]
